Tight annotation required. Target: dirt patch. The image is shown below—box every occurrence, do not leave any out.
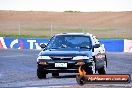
[0,11,132,38]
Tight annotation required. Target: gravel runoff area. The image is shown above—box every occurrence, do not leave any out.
[0,49,132,88]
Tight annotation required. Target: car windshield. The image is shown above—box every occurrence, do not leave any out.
[47,35,92,49]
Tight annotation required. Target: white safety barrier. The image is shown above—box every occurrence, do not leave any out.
[124,39,132,52]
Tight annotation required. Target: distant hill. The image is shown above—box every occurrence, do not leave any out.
[0,10,132,38]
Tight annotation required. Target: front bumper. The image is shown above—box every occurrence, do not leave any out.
[45,69,78,73]
[37,59,92,73]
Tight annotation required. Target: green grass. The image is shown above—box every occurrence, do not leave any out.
[0,33,49,38]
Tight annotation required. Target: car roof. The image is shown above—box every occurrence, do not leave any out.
[55,33,93,36]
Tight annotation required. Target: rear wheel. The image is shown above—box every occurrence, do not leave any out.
[52,73,59,77]
[98,66,106,74]
[98,60,107,74]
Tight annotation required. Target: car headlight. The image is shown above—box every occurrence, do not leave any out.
[73,56,89,60]
[37,56,51,61]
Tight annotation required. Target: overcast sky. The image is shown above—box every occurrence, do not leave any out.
[0,0,132,12]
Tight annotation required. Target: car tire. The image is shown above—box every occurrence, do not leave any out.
[81,64,93,75]
[37,69,46,79]
[98,66,106,74]
[52,73,59,77]
[85,66,93,74]
[76,75,86,85]
[37,65,46,79]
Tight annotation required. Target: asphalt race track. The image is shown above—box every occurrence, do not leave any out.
[0,49,132,87]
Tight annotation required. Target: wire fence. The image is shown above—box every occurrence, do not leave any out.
[0,22,131,38]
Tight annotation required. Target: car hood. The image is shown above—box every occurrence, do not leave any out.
[39,48,92,57]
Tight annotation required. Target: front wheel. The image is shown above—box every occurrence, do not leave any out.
[37,69,46,79]
[37,65,46,79]
[81,64,93,75]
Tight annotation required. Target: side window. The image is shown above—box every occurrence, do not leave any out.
[91,36,100,45]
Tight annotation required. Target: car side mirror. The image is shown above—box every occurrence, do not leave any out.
[40,44,47,48]
[92,44,100,52]
[93,44,100,48]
